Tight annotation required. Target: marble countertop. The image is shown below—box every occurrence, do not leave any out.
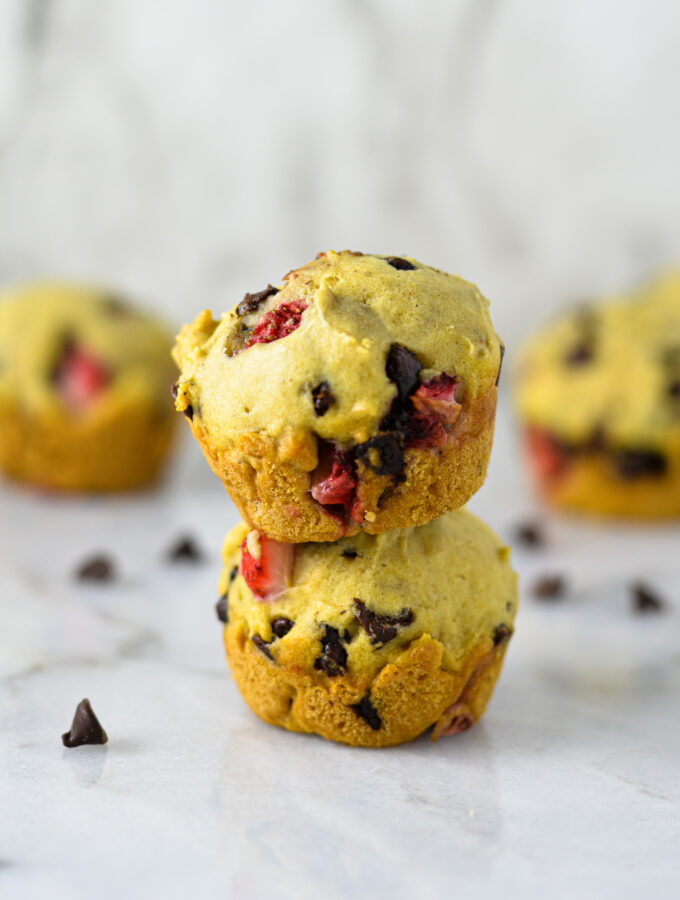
[1,409,679,899]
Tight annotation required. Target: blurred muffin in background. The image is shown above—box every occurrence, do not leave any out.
[0,282,177,492]
[514,271,680,518]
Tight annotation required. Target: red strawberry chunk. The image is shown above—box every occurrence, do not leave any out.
[406,374,461,448]
[240,531,294,602]
[53,345,111,410]
[246,300,308,347]
[525,427,570,482]
[310,446,357,513]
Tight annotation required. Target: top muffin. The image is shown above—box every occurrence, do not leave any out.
[174,251,502,541]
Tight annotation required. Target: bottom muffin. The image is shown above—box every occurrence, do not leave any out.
[218,509,518,748]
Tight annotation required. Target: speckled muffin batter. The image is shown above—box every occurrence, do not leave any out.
[515,271,680,517]
[0,282,177,491]
[218,509,517,747]
[173,251,503,542]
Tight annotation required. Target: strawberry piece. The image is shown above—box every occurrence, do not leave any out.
[310,445,357,513]
[53,344,111,410]
[246,300,308,347]
[405,374,461,448]
[240,531,294,602]
[525,427,570,482]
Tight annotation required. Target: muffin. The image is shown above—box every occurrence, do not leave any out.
[173,251,503,542]
[0,282,177,491]
[515,271,680,518]
[217,508,517,748]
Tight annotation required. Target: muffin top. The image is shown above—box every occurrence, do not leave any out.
[173,251,502,447]
[515,272,680,451]
[220,508,517,681]
[0,282,176,416]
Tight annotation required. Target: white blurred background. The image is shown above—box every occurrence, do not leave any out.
[0,0,678,348]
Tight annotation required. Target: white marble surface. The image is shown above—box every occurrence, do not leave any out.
[1,407,679,899]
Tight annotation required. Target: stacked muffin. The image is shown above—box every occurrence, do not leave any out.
[173,251,517,747]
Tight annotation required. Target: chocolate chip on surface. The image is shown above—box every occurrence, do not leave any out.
[252,635,274,660]
[350,695,382,730]
[352,599,414,645]
[311,381,335,416]
[170,382,178,399]
[493,624,513,645]
[565,344,594,366]
[532,575,565,600]
[341,548,358,559]
[62,699,108,748]
[167,536,204,563]
[385,343,421,397]
[514,521,545,548]
[631,581,665,613]
[611,448,667,479]
[314,625,348,676]
[355,433,404,476]
[215,594,228,624]
[384,257,416,271]
[183,404,194,421]
[271,616,294,638]
[236,285,279,317]
[76,555,115,582]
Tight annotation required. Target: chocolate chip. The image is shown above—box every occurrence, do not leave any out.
[76,555,115,582]
[384,257,416,271]
[565,344,594,366]
[314,625,348,676]
[229,565,238,582]
[103,294,131,316]
[350,695,382,730]
[183,405,194,421]
[237,285,279,317]
[167,536,204,563]
[532,575,565,600]
[514,521,545,548]
[352,599,414,645]
[385,343,421,398]
[170,382,178,399]
[495,344,505,386]
[252,635,273,660]
[611,448,667,479]
[355,433,404,476]
[631,582,665,613]
[669,380,680,399]
[215,594,228,624]
[342,548,358,559]
[62,699,108,748]
[311,381,335,416]
[271,616,294,638]
[493,624,513,645]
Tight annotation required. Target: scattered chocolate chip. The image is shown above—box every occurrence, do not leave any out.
[631,582,665,614]
[384,257,416,271]
[76,555,115,583]
[353,599,414,645]
[385,343,421,398]
[611,448,667,479]
[314,625,348,676]
[311,381,335,416]
[495,344,505,386]
[669,380,680,399]
[215,594,228,624]
[355,433,404,476]
[229,565,239,582]
[237,285,279,317]
[252,635,273,660]
[350,695,382,730]
[532,575,565,600]
[493,624,513,645]
[170,382,178,400]
[183,405,194,421]
[62,699,108,748]
[167,536,204,563]
[514,521,545,548]
[565,344,594,366]
[342,548,358,559]
[270,617,294,639]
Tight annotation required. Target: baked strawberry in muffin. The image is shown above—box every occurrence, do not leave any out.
[515,271,680,518]
[0,282,177,491]
[173,251,503,542]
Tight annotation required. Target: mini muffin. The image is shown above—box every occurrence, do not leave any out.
[0,282,177,492]
[173,251,503,542]
[217,509,517,748]
[515,271,680,518]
